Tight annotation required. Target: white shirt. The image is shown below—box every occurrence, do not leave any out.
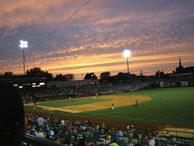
[37,117,44,126]
[49,130,54,139]
[149,139,155,146]
[35,132,44,138]
[61,120,65,126]
[119,130,123,136]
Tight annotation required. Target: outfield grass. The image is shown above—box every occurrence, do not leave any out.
[24,87,194,127]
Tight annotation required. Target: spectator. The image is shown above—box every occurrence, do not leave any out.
[110,137,119,146]
[172,135,176,146]
[94,129,99,138]
[61,118,65,127]
[48,128,55,140]
[0,82,26,146]
[144,132,155,146]
[36,115,45,128]
[166,131,170,141]
[166,131,170,137]
[118,128,123,137]
[107,132,111,140]
[29,124,36,136]
[111,128,116,136]
[155,132,159,140]
[35,126,45,138]
[73,127,77,134]
[114,131,121,141]
[89,129,94,137]
[144,127,151,136]
[126,124,130,131]
[131,123,135,130]
[29,116,35,125]
[102,123,105,129]
[43,124,50,135]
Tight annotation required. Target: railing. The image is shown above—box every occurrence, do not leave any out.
[21,134,65,146]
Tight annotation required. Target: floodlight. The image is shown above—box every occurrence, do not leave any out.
[123,49,131,58]
[19,40,28,75]
[19,40,28,49]
[123,49,131,80]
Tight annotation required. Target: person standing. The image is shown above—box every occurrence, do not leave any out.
[36,115,45,128]
[131,123,135,130]
[94,95,96,101]
[144,132,155,146]
[112,103,114,110]
[33,99,37,109]
[102,123,105,129]
[136,100,138,106]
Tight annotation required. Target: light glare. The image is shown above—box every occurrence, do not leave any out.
[19,40,28,49]
[123,49,131,58]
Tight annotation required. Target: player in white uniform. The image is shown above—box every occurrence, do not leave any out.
[112,103,114,110]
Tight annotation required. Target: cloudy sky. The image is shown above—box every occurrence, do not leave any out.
[0,0,194,79]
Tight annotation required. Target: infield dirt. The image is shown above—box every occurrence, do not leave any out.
[27,95,151,113]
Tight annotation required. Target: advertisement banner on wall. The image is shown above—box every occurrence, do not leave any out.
[160,82,164,87]
[189,82,194,86]
[170,83,177,87]
[180,81,188,87]
[164,82,170,87]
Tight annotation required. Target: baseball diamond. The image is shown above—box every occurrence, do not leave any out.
[24,87,194,137]
[26,95,151,113]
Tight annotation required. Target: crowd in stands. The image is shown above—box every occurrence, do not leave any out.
[25,113,140,145]
[20,82,151,103]
[24,113,180,146]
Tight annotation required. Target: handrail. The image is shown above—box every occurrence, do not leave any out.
[22,134,65,146]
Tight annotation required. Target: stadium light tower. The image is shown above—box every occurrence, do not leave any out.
[19,40,28,75]
[123,49,131,80]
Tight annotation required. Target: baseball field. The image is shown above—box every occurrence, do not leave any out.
[24,86,194,131]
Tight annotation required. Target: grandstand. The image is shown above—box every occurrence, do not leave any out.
[20,80,194,146]
[23,113,194,146]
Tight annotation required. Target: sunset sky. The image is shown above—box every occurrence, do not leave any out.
[1,0,194,79]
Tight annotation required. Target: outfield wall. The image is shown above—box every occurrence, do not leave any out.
[159,81,194,88]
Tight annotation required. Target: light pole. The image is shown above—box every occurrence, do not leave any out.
[19,40,28,75]
[123,49,131,80]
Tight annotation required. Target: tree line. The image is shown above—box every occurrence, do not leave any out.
[1,67,112,81]
[2,65,194,82]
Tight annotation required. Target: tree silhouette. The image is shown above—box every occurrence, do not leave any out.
[84,73,98,80]
[26,67,53,81]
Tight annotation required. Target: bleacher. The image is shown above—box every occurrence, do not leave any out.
[22,116,194,146]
